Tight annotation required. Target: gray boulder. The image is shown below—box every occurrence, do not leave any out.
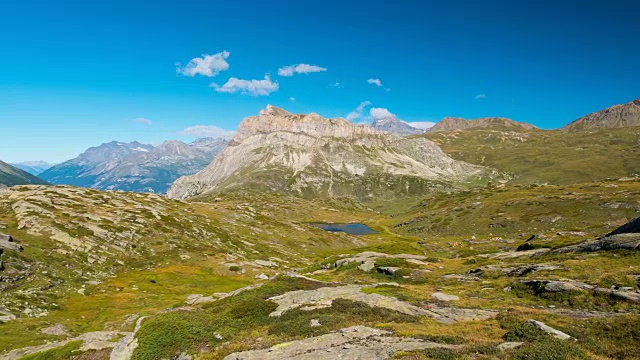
[0,234,23,252]
[551,233,640,254]
[605,216,640,236]
[377,267,401,276]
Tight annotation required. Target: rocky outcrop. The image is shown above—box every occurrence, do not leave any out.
[167,106,495,199]
[562,98,640,131]
[550,233,640,254]
[478,248,550,259]
[109,316,146,360]
[0,234,23,252]
[331,251,429,272]
[525,320,574,341]
[0,308,16,321]
[267,284,449,321]
[222,326,461,360]
[428,116,537,133]
[605,216,640,236]
[3,330,128,360]
[431,292,459,302]
[469,263,561,277]
[39,324,71,337]
[266,283,497,323]
[522,279,640,303]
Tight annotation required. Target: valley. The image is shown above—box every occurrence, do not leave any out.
[1,176,639,359]
[1,100,640,359]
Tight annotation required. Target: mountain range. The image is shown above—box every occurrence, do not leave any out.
[39,138,228,193]
[370,116,424,135]
[4,97,638,195]
[167,105,495,200]
[9,161,55,175]
[0,160,49,188]
[2,98,640,360]
[427,116,538,133]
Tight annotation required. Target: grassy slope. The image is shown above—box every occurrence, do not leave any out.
[2,181,640,359]
[122,179,640,360]
[424,127,640,185]
[0,186,395,353]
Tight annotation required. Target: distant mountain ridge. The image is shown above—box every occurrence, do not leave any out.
[428,116,538,133]
[0,160,49,187]
[10,161,55,175]
[370,116,424,136]
[562,98,640,131]
[167,105,496,200]
[40,138,228,193]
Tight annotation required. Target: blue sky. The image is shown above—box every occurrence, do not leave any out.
[1,0,639,163]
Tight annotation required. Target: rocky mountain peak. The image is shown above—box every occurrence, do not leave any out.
[259,104,292,117]
[371,116,423,136]
[235,106,381,142]
[562,98,640,131]
[167,108,495,200]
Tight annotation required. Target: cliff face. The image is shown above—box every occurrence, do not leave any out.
[167,106,497,200]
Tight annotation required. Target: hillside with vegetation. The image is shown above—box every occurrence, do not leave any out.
[1,102,640,360]
[425,126,640,185]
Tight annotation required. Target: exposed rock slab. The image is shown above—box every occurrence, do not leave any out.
[110,316,146,360]
[525,320,574,340]
[185,294,215,305]
[497,342,524,351]
[39,324,71,337]
[2,331,127,360]
[421,304,498,322]
[267,284,450,322]
[222,326,461,360]
[478,248,550,259]
[470,263,561,277]
[431,292,460,302]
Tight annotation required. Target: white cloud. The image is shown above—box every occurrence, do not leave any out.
[345,101,372,121]
[289,97,296,102]
[330,82,341,88]
[369,107,395,120]
[405,121,436,130]
[211,75,279,96]
[132,117,152,126]
[278,64,327,77]
[367,78,382,87]
[177,51,230,77]
[475,93,488,99]
[178,125,235,139]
